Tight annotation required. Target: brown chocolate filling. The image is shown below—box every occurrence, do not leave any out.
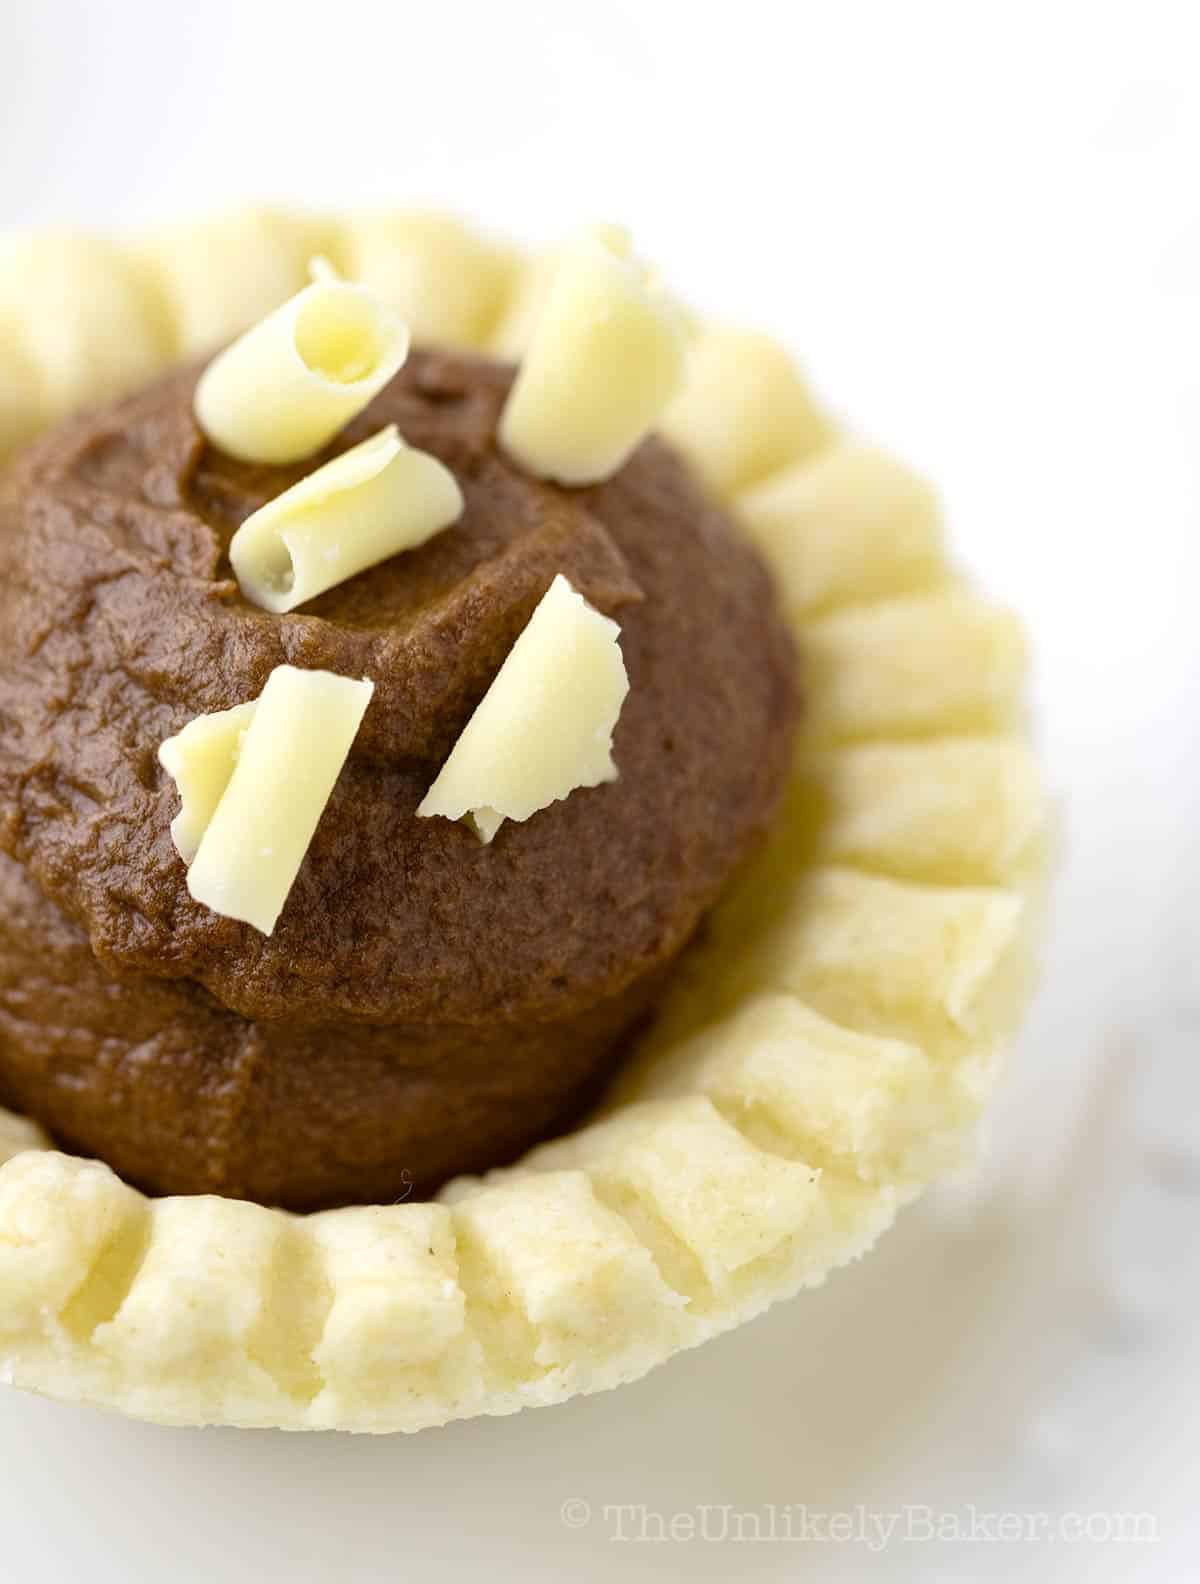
[0,349,798,1209]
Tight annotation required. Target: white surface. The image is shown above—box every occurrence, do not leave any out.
[1,2,1197,1579]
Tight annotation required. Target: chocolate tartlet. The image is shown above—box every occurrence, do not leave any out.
[0,349,798,1210]
[0,208,1045,1437]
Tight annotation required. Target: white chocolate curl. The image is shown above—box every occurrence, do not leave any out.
[417,574,628,842]
[498,229,689,486]
[490,222,633,360]
[193,270,409,464]
[229,425,463,614]
[182,667,374,936]
[158,701,257,863]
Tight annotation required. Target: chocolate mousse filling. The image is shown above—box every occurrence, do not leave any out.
[0,348,799,1210]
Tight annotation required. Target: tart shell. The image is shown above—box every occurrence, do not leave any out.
[0,209,1047,1431]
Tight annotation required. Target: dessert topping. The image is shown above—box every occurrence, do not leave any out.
[164,666,374,935]
[498,228,688,486]
[193,260,409,464]
[158,700,257,863]
[418,573,628,843]
[229,424,463,613]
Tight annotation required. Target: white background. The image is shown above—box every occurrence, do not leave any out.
[1,2,1197,1579]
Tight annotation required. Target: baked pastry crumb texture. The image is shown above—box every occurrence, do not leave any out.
[0,208,1047,1431]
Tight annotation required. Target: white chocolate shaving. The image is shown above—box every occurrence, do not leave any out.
[498,229,689,486]
[193,272,409,465]
[417,574,627,842]
[490,222,633,360]
[158,701,257,863]
[183,666,374,936]
[229,425,463,614]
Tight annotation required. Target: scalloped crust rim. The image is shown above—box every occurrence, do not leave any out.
[0,209,1047,1431]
